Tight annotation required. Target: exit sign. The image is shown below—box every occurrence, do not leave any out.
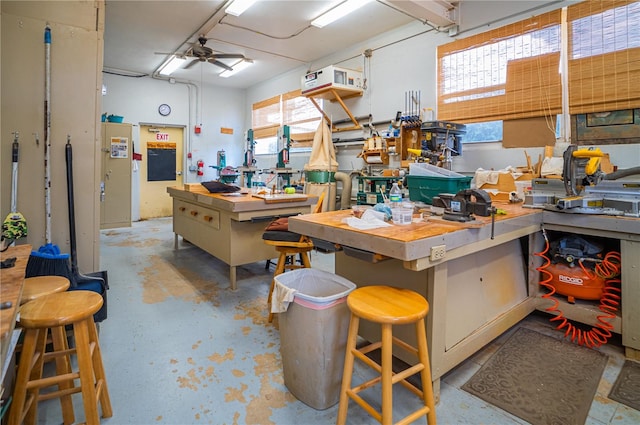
[156,133,169,141]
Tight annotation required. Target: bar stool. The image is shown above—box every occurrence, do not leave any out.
[20,276,70,305]
[9,290,112,425]
[337,286,436,425]
[262,192,325,323]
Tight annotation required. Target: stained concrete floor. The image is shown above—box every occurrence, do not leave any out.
[36,217,640,424]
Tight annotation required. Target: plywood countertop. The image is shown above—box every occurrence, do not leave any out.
[289,202,542,265]
[167,186,318,213]
[1,244,31,340]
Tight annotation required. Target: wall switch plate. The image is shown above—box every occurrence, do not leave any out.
[431,245,446,261]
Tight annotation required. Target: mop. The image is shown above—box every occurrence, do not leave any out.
[1,132,28,252]
[65,136,109,322]
[25,25,76,284]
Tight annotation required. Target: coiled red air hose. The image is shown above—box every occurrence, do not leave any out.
[535,229,621,348]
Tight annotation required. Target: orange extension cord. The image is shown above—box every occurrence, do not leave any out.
[535,228,622,348]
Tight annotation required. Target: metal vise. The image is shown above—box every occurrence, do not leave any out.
[432,189,493,222]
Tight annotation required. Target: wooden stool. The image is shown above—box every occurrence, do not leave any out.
[20,276,70,305]
[262,192,325,323]
[263,238,313,322]
[337,286,436,425]
[9,291,112,425]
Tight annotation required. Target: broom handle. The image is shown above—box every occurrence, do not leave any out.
[44,25,51,244]
[65,136,78,274]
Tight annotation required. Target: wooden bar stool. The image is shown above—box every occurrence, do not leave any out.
[337,286,436,425]
[9,291,112,425]
[262,192,325,322]
[20,276,70,305]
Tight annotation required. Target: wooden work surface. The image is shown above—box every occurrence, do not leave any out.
[288,202,542,266]
[167,186,317,213]
[1,244,31,382]
[1,244,31,340]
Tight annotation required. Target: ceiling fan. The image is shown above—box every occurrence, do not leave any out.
[160,36,247,72]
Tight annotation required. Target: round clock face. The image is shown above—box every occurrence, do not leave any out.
[158,104,171,116]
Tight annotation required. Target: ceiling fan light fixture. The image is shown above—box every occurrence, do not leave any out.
[219,60,253,78]
[225,0,257,17]
[159,55,187,76]
[311,0,372,28]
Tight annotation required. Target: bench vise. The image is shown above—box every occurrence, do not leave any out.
[432,189,493,222]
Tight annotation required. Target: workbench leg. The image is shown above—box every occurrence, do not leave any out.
[229,266,237,291]
[432,378,441,404]
[174,233,178,250]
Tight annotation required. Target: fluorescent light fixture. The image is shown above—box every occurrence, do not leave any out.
[225,0,257,17]
[311,0,371,28]
[219,60,253,78]
[159,55,187,76]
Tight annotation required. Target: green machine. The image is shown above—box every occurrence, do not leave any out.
[240,129,258,187]
[275,125,292,187]
[356,176,404,205]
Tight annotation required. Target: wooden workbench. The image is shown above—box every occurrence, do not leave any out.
[289,203,542,398]
[1,244,31,388]
[290,203,640,396]
[167,186,318,290]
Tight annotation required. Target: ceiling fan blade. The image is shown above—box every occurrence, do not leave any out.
[184,59,200,69]
[213,54,245,59]
[209,59,233,72]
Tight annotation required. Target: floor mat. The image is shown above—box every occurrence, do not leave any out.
[462,327,607,425]
[608,360,640,411]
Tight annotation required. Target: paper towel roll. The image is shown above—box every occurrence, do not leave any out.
[365,155,383,164]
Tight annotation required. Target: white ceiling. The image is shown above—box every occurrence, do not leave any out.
[103,0,458,89]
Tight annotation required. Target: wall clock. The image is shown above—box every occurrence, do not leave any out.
[158,103,171,116]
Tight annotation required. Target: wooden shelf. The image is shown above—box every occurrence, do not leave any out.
[304,86,364,133]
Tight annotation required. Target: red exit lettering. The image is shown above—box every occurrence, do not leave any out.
[156,133,169,141]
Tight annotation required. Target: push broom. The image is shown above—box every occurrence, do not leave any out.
[65,136,109,322]
[25,25,76,285]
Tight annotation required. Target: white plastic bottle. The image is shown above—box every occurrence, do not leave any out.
[389,182,402,208]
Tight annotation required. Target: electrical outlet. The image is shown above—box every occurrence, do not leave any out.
[431,245,446,261]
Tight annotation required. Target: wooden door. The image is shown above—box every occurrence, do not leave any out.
[138,125,184,218]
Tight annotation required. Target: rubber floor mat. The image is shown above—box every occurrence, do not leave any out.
[608,360,640,412]
[462,327,607,425]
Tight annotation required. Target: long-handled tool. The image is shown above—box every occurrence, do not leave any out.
[1,132,28,251]
[65,136,109,322]
[26,24,75,283]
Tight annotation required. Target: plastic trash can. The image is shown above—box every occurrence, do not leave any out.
[274,268,356,410]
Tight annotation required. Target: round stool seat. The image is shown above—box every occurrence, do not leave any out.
[19,291,103,329]
[21,276,70,305]
[347,285,429,325]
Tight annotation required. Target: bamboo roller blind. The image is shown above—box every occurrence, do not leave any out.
[438,0,640,123]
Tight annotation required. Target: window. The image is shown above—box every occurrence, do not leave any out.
[438,9,562,130]
[252,90,323,154]
[568,0,640,114]
[438,1,640,144]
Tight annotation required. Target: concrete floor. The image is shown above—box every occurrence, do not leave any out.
[35,217,640,424]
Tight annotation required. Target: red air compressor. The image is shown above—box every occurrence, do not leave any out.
[536,231,621,347]
[546,236,605,303]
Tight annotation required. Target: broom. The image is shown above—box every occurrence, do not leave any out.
[65,136,109,322]
[25,25,76,285]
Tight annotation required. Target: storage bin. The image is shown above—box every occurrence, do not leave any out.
[275,268,356,410]
[107,114,124,123]
[407,174,472,204]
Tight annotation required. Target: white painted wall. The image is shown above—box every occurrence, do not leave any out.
[101,73,246,219]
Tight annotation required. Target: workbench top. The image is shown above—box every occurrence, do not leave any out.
[288,202,542,264]
[167,186,317,213]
